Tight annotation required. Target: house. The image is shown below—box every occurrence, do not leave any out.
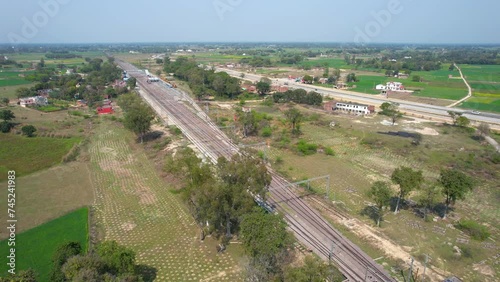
[19,96,48,108]
[271,85,289,93]
[318,78,329,84]
[323,100,336,112]
[336,82,349,89]
[97,105,114,115]
[66,69,74,75]
[376,82,405,91]
[102,99,112,106]
[334,102,375,115]
[36,89,52,97]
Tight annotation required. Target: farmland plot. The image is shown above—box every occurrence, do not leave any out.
[89,122,242,281]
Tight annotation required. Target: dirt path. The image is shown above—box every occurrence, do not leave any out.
[448,64,473,107]
[312,198,450,282]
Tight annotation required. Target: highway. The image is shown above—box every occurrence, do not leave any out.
[116,59,396,282]
[216,67,500,126]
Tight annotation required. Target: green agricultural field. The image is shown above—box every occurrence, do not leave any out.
[459,64,500,83]
[0,70,32,87]
[0,84,36,100]
[298,57,350,69]
[0,134,82,181]
[0,207,88,281]
[89,120,243,281]
[458,65,500,112]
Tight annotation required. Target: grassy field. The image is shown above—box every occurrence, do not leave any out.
[0,70,32,87]
[0,134,82,181]
[0,161,94,237]
[0,84,36,100]
[458,65,500,113]
[0,207,89,281]
[89,119,243,281]
[298,57,350,69]
[238,103,499,281]
[350,66,468,100]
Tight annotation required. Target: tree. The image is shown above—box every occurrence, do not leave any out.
[0,121,13,133]
[239,110,258,137]
[448,64,455,71]
[0,269,37,282]
[96,241,136,275]
[241,208,293,281]
[21,125,37,137]
[346,73,358,82]
[123,104,154,143]
[303,75,313,84]
[419,183,441,221]
[380,102,402,125]
[477,122,490,137]
[439,169,474,219]
[284,108,303,135]
[0,109,15,122]
[285,256,343,282]
[447,111,462,126]
[256,81,271,95]
[50,242,83,282]
[216,155,271,236]
[391,166,424,214]
[456,116,470,128]
[1,97,9,106]
[412,75,421,82]
[369,181,392,226]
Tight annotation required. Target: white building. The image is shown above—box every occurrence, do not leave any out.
[335,102,374,115]
[376,82,405,91]
[19,96,48,108]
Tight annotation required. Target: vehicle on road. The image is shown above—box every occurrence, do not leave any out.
[471,111,480,115]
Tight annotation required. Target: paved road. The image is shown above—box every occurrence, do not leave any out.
[217,68,500,126]
[117,59,396,282]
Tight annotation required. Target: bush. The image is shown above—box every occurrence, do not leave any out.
[0,121,13,133]
[261,127,272,137]
[324,147,335,156]
[455,220,490,241]
[296,140,318,155]
[21,125,37,137]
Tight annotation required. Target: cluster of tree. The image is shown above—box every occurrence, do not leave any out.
[362,55,442,72]
[18,57,123,106]
[0,55,18,66]
[0,109,15,133]
[164,57,241,99]
[118,93,155,143]
[346,73,358,83]
[45,53,81,59]
[240,208,344,281]
[368,166,474,227]
[166,148,271,237]
[50,241,145,282]
[272,89,323,106]
[236,109,273,137]
[278,53,304,65]
[448,111,470,128]
[442,49,499,65]
[239,56,273,67]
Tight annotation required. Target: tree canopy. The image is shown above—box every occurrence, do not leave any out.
[439,169,474,218]
[369,181,392,226]
[391,166,424,213]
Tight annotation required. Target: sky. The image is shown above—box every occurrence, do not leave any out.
[1,0,499,45]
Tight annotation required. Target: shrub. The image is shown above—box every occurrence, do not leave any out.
[261,127,272,137]
[324,147,335,156]
[0,121,13,133]
[455,220,490,241]
[296,140,318,155]
[21,125,37,137]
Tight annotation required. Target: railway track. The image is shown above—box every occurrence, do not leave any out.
[116,59,396,282]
